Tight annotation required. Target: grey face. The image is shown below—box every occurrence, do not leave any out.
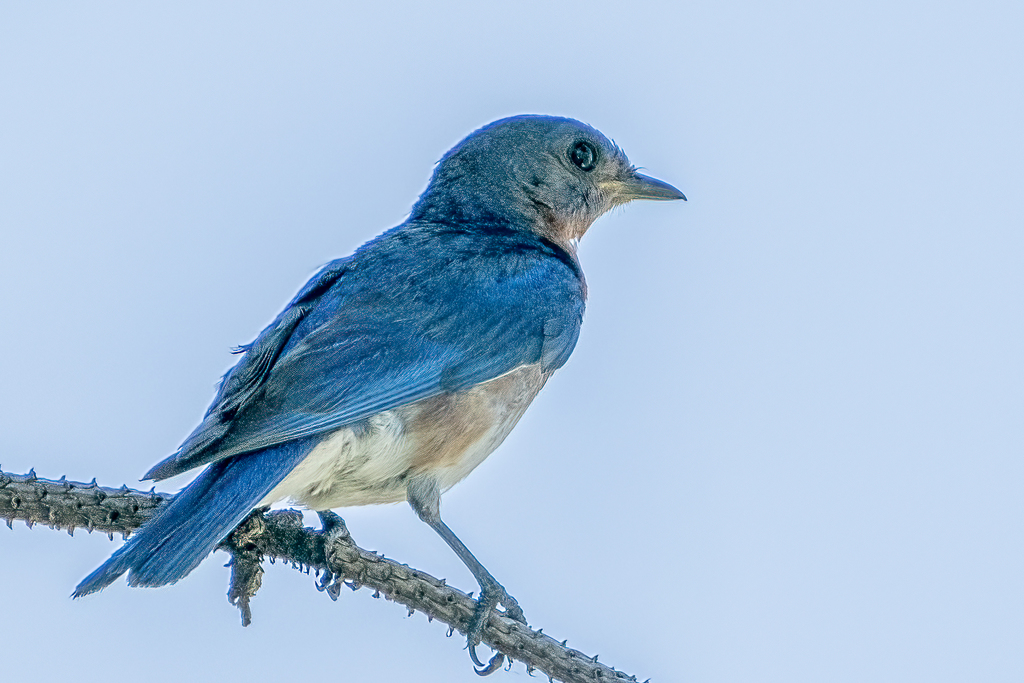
[411,115,685,243]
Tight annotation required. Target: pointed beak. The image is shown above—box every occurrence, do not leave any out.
[604,170,687,203]
[618,171,687,201]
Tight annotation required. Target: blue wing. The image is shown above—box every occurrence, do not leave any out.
[74,224,585,596]
[146,224,586,481]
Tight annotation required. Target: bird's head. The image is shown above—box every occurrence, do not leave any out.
[410,115,685,247]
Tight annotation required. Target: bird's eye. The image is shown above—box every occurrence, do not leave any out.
[568,141,598,172]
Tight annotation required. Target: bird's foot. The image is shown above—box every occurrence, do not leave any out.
[466,578,526,674]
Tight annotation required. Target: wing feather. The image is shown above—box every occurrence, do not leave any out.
[146,226,584,481]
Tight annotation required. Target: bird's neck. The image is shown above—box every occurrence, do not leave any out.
[410,187,591,253]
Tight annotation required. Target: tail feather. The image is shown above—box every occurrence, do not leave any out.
[73,438,315,597]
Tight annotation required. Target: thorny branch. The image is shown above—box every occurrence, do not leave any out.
[0,469,646,683]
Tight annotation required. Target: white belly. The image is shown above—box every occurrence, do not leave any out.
[260,364,549,510]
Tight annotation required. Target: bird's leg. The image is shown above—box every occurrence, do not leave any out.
[430,515,526,623]
[408,476,526,670]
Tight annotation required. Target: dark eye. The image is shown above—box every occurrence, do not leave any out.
[568,140,598,171]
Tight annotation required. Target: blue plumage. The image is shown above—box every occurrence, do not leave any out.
[143,224,586,481]
[74,114,684,665]
[75,438,316,595]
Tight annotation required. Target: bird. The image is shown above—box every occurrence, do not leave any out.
[73,114,685,666]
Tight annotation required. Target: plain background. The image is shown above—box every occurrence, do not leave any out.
[1,2,1022,681]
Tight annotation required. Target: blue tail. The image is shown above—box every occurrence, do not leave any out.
[73,438,315,597]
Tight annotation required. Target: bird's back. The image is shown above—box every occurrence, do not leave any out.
[148,220,587,482]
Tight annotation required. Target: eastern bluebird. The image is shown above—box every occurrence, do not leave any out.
[74,115,686,664]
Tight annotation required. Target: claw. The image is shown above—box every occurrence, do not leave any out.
[464,579,526,672]
[466,588,500,666]
[474,651,505,676]
[468,641,486,669]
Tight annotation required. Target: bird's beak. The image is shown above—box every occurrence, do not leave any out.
[612,171,687,202]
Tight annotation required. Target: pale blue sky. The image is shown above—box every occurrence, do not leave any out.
[1,2,1022,681]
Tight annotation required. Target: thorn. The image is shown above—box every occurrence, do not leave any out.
[26,469,37,482]
[88,478,98,488]
[446,626,455,638]
[407,606,415,616]
[561,639,567,647]
[58,475,67,484]
[5,519,11,530]
[439,578,446,587]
